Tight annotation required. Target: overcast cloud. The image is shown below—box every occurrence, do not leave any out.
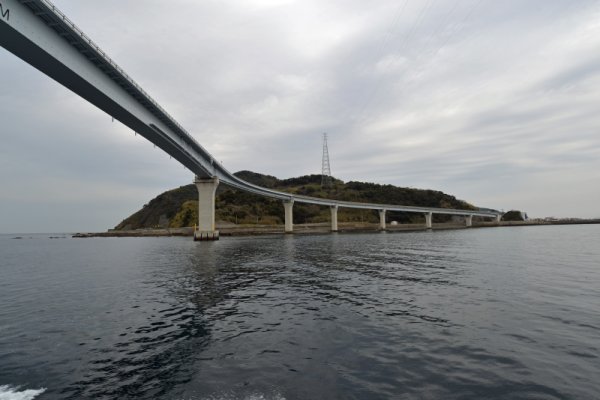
[1,0,599,233]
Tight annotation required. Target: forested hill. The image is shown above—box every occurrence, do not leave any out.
[114,171,478,230]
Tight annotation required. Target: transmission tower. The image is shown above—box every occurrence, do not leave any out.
[321,133,332,188]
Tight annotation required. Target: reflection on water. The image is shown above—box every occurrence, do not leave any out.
[0,225,599,399]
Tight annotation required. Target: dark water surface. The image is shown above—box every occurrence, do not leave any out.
[1,225,599,399]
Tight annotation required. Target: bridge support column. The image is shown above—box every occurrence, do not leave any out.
[284,200,294,233]
[425,212,433,229]
[330,205,339,232]
[379,209,386,230]
[465,215,473,227]
[194,176,219,241]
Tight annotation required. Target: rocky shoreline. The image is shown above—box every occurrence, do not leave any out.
[72,222,453,238]
[70,220,600,238]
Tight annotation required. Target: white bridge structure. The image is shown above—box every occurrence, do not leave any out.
[0,0,502,240]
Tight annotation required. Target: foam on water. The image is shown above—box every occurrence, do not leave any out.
[0,386,46,400]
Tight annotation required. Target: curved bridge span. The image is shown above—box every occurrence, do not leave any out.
[0,0,501,239]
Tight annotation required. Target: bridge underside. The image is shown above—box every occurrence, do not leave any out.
[0,10,213,179]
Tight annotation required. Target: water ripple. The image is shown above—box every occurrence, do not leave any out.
[0,226,599,398]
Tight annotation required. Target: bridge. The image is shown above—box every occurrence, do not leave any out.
[0,0,502,240]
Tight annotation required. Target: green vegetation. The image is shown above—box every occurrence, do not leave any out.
[501,210,526,221]
[114,171,478,230]
[169,200,198,228]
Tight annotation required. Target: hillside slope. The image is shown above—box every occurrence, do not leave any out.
[114,171,478,230]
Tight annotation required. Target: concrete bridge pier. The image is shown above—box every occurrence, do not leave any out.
[330,205,339,232]
[284,200,294,233]
[379,209,386,230]
[425,212,433,229]
[194,176,220,241]
[465,215,473,227]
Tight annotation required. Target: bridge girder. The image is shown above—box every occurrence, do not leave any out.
[0,0,501,219]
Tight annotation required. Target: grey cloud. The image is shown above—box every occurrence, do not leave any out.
[539,57,600,91]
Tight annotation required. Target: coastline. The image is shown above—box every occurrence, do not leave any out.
[72,220,600,238]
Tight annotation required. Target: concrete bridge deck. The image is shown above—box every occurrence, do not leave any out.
[0,0,502,239]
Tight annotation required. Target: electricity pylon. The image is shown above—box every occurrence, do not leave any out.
[321,133,332,188]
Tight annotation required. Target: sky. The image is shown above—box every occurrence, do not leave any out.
[1,0,599,233]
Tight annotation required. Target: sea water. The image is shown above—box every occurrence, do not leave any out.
[0,225,598,399]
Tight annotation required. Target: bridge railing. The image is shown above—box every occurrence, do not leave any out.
[36,0,209,155]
